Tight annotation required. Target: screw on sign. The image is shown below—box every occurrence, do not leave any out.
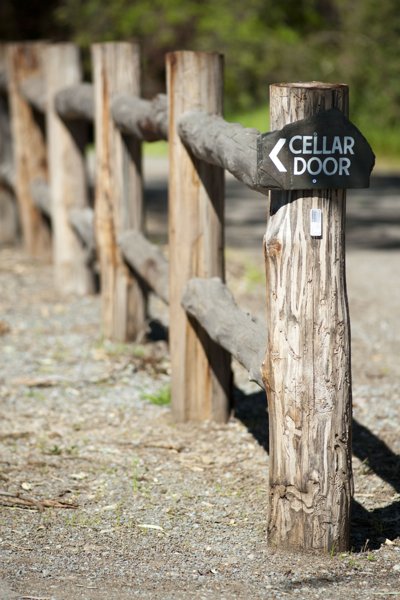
[257,107,375,190]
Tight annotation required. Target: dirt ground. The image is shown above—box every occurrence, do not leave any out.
[1,166,400,599]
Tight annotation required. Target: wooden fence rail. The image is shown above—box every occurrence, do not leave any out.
[55,83,94,121]
[0,42,360,553]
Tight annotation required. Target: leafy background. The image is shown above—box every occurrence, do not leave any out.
[1,0,399,158]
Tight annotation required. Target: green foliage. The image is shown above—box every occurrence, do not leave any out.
[142,385,171,406]
[55,0,330,109]
[8,0,399,156]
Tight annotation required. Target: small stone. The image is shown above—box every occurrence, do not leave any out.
[393,564,400,571]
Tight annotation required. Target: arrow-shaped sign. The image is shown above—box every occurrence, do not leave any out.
[269,138,287,173]
[257,108,375,190]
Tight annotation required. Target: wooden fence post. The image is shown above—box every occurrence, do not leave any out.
[92,42,146,341]
[262,82,353,552]
[166,51,232,422]
[46,43,95,295]
[7,42,51,257]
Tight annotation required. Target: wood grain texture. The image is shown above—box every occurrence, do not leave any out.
[46,44,95,296]
[182,277,268,390]
[111,93,168,141]
[118,230,169,304]
[55,83,94,121]
[167,51,232,423]
[178,110,260,191]
[92,42,146,341]
[7,42,51,257]
[263,82,353,552]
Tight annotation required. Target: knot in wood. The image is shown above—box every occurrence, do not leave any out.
[266,239,282,257]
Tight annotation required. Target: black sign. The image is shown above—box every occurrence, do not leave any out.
[257,108,375,190]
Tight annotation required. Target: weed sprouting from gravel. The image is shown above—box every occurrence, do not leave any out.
[142,385,171,405]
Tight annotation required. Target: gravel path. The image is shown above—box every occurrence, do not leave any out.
[1,157,400,599]
[0,238,400,599]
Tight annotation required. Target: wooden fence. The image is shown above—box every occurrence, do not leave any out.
[0,41,353,554]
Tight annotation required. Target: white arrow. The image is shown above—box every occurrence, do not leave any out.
[269,138,287,173]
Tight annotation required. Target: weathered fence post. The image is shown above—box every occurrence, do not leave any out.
[7,42,51,257]
[46,43,95,295]
[166,51,232,422]
[262,83,353,551]
[92,42,146,341]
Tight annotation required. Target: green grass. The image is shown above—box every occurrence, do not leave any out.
[244,259,265,289]
[225,104,270,133]
[143,140,169,157]
[142,385,171,405]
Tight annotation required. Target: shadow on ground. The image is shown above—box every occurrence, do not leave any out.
[234,387,400,551]
[144,172,400,250]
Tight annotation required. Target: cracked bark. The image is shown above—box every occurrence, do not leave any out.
[263,82,353,552]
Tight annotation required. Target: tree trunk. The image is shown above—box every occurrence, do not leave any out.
[7,42,51,257]
[262,82,353,552]
[166,51,232,423]
[46,43,95,295]
[92,42,146,341]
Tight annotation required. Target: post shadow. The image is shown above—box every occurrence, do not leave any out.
[234,387,400,550]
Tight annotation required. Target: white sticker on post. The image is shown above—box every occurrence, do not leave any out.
[310,209,322,237]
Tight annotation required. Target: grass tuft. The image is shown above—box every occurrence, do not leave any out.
[142,385,171,406]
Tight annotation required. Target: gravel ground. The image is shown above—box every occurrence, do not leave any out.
[0,219,400,597]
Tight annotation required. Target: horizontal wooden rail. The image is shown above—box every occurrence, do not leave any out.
[177,109,264,193]
[66,208,265,393]
[118,229,169,303]
[111,93,168,141]
[54,83,94,121]
[19,76,46,113]
[30,177,51,218]
[181,277,267,390]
